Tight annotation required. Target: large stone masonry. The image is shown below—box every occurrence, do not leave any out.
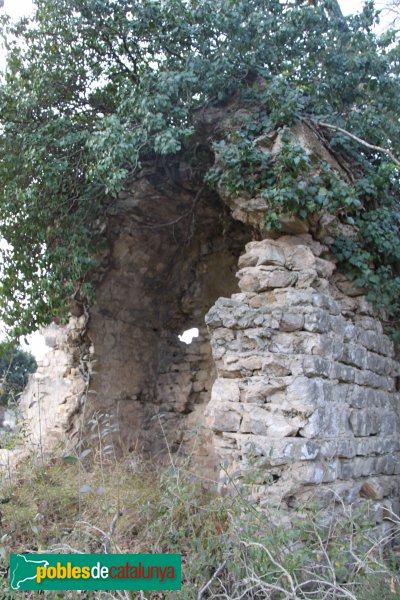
[7,158,400,520]
[206,234,400,518]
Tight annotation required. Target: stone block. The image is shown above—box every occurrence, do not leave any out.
[357,329,394,357]
[340,457,378,479]
[280,312,305,332]
[215,362,241,379]
[360,480,384,500]
[241,405,306,437]
[241,377,289,404]
[303,356,332,378]
[267,332,294,354]
[240,406,272,435]
[192,381,206,392]
[285,245,316,271]
[318,438,354,459]
[261,355,292,377]
[294,461,338,485]
[238,355,263,371]
[300,404,350,438]
[211,378,241,404]
[328,315,347,338]
[274,288,315,306]
[343,323,357,342]
[304,309,331,333]
[356,436,400,457]
[332,363,356,383]
[256,251,287,270]
[338,460,353,480]
[354,369,392,391]
[312,292,341,315]
[315,257,336,278]
[348,385,376,409]
[241,437,320,465]
[298,440,321,461]
[286,377,322,406]
[349,409,380,437]
[375,454,397,476]
[341,344,367,369]
[208,402,242,432]
[279,215,310,235]
[326,482,363,505]
[237,266,298,293]
[296,269,319,288]
[334,274,364,297]
[205,307,223,328]
[238,332,272,354]
[245,243,287,267]
[380,414,397,436]
[356,296,375,316]
[354,317,383,334]
[330,340,345,361]
[238,251,258,269]
[336,438,357,459]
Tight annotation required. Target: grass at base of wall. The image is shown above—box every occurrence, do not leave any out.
[0,450,399,600]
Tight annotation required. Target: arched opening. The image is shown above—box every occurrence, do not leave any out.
[85,173,251,473]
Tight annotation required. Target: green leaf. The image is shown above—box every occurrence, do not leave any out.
[62,456,78,464]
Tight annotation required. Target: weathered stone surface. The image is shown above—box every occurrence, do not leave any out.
[304,309,331,333]
[18,321,88,453]
[239,241,286,269]
[279,214,310,234]
[334,276,365,297]
[280,312,305,332]
[206,236,399,511]
[240,377,289,403]
[315,257,336,278]
[208,402,242,432]
[10,188,400,519]
[284,245,316,271]
[349,409,381,437]
[237,266,297,292]
[211,378,241,404]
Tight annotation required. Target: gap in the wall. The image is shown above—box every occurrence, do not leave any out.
[178,328,199,345]
[20,330,48,361]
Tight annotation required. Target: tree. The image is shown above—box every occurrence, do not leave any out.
[381,0,400,22]
[0,342,37,405]
[0,0,399,337]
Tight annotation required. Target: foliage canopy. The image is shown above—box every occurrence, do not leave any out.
[0,341,37,405]
[0,0,399,336]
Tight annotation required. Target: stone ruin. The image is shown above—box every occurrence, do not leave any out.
[6,115,400,524]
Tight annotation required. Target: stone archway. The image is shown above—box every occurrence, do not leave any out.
[16,147,400,522]
[84,168,251,473]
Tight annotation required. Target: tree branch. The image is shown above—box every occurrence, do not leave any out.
[323,0,345,20]
[316,121,400,168]
[197,559,227,600]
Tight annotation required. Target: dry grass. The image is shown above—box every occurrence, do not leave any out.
[0,447,399,600]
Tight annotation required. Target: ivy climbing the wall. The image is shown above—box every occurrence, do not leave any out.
[0,0,399,337]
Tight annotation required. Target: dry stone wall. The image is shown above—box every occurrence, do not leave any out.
[19,318,89,454]
[0,317,89,477]
[206,235,400,518]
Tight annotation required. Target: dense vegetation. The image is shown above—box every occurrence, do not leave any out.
[0,0,399,337]
[0,342,36,405]
[0,449,399,599]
